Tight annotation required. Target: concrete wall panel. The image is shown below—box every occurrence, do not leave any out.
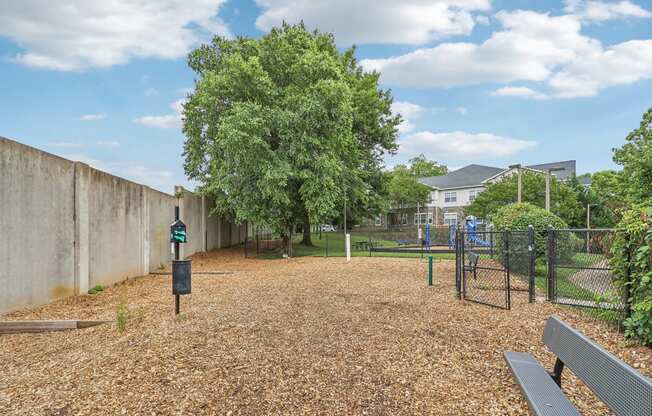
[0,138,76,314]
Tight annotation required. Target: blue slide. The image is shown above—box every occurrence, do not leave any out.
[466,216,490,247]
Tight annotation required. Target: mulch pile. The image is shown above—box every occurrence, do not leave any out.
[1,248,649,415]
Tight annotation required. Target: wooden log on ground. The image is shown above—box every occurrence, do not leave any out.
[0,320,112,334]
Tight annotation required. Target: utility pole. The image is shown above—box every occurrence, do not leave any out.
[509,164,522,203]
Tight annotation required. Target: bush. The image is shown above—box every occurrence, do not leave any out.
[610,202,652,345]
[491,203,569,262]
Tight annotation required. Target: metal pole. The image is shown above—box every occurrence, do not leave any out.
[517,168,522,203]
[586,204,591,253]
[528,225,535,304]
[428,256,433,286]
[174,205,180,315]
[545,172,551,211]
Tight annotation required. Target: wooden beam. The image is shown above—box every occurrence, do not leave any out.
[0,320,112,334]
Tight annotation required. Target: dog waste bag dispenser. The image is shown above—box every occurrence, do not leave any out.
[170,218,191,313]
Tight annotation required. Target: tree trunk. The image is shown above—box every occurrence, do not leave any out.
[300,216,314,246]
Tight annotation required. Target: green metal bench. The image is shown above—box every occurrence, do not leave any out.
[504,315,652,415]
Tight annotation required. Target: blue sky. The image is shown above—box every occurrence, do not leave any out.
[0,0,651,192]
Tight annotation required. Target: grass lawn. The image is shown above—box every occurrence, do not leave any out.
[257,232,456,260]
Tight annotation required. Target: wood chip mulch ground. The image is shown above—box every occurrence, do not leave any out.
[1,248,650,415]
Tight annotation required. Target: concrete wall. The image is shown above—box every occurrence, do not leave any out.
[0,138,76,314]
[0,137,246,314]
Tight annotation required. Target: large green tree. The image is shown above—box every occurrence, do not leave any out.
[568,170,625,228]
[182,24,400,247]
[408,154,448,178]
[465,171,583,226]
[385,156,446,224]
[613,107,652,203]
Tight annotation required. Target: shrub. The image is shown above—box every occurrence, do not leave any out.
[88,284,104,295]
[491,202,569,262]
[116,302,130,333]
[610,202,652,345]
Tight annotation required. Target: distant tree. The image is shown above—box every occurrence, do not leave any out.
[613,107,652,203]
[568,170,625,228]
[182,24,400,247]
[408,154,447,177]
[386,165,431,221]
[465,171,583,226]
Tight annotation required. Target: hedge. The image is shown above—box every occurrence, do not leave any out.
[610,202,652,345]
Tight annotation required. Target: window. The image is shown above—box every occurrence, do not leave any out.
[444,192,457,203]
[469,189,481,202]
[444,212,458,226]
[374,215,383,226]
[414,212,433,225]
[400,213,408,225]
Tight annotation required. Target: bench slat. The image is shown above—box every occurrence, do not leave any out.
[543,316,652,416]
[504,351,580,416]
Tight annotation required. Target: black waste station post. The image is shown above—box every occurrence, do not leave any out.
[171,206,191,314]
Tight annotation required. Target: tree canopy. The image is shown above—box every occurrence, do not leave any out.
[182,24,400,245]
[385,155,446,214]
[464,171,583,226]
[613,106,652,203]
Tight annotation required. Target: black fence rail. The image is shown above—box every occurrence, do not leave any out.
[244,227,286,258]
[457,229,535,310]
[455,227,629,327]
[547,228,625,325]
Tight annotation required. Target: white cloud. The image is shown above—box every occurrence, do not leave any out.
[80,114,106,121]
[134,98,185,129]
[564,0,652,22]
[62,153,176,192]
[455,107,468,115]
[144,88,158,96]
[362,9,652,99]
[50,141,83,148]
[392,101,426,133]
[399,131,536,160]
[475,15,490,25]
[254,0,491,45]
[0,1,230,71]
[96,141,120,149]
[491,86,546,99]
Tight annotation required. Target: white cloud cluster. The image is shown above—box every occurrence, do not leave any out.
[564,0,652,22]
[255,0,491,45]
[362,9,652,99]
[62,153,176,192]
[399,131,536,160]
[391,101,426,133]
[0,1,229,71]
[80,114,106,121]
[96,141,120,149]
[134,98,186,129]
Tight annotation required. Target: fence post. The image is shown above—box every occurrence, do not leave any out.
[624,239,632,320]
[505,230,511,310]
[455,230,461,299]
[428,255,433,286]
[546,225,555,302]
[527,225,535,303]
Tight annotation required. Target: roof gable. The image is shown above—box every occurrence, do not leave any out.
[419,164,504,189]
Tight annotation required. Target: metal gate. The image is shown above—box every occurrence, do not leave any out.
[456,229,535,310]
[547,228,625,323]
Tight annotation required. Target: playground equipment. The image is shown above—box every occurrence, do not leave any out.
[465,216,490,247]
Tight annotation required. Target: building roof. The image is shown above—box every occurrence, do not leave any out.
[525,160,576,180]
[418,160,577,190]
[419,164,504,189]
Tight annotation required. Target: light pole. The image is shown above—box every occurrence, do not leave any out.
[509,164,522,203]
[545,167,565,211]
[586,203,597,253]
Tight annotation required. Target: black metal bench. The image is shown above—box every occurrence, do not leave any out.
[463,252,479,279]
[504,315,652,416]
